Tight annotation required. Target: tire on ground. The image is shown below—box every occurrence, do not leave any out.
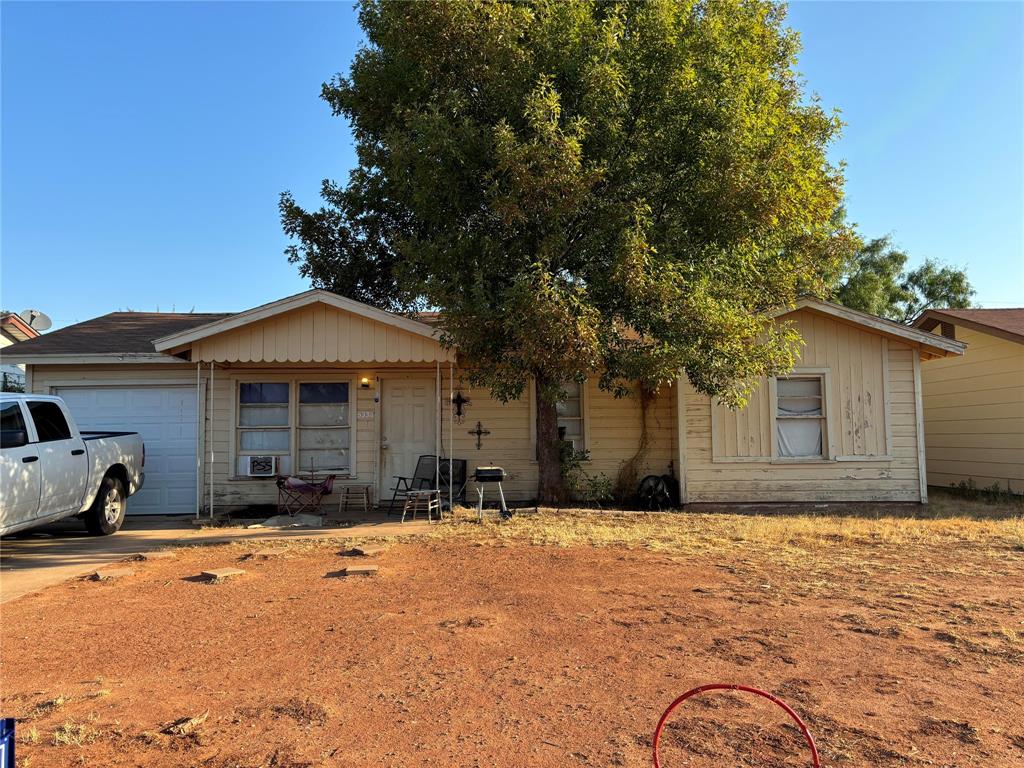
[84,475,126,535]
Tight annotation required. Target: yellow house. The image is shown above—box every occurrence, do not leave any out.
[912,308,1024,494]
[4,290,963,515]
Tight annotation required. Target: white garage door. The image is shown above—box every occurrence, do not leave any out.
[56,386,198,515]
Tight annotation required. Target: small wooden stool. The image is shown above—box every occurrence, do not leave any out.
[402,490,441,523]
[337,485,372,516]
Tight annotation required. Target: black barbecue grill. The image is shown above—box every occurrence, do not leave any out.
[473,467,506,483]
[473,466,510,520]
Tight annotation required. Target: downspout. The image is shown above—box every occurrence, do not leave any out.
[195,362,201,520]
[209,361,215,519]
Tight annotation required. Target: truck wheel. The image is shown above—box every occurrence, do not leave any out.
[84,476,126,535]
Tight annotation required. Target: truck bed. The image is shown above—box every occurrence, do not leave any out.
[80,430,140,440]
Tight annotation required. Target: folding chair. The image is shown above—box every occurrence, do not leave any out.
[276,474,336,517]
[402,489,441,523]
[387,455,440,515]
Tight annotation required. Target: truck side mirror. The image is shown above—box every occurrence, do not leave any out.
[0,429,28,449]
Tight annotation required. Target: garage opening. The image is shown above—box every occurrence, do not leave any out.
[56,386,198,515]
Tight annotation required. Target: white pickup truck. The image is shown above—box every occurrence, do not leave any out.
[0,393,145,536]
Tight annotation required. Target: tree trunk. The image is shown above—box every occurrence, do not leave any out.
[535,375,569,505]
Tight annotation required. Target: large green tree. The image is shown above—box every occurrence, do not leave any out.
[282,0,850,501]
[835,235,974,323]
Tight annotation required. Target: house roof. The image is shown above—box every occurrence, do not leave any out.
[0,313,40,342]
[0,312,231,361]
[3,291,966,365]
[773,297,966,359]
[912,308,1024,346]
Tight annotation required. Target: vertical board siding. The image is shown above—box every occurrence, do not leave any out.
[711,311,888,462]
[192,303,450,364]
[693,313,922,502]
[920,326,1024,493]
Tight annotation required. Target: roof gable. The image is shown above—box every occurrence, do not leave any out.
[157,290,453,364]
[912,308,1024,346]
[772,298,965,359]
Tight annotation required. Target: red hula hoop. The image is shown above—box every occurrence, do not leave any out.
[652,683,821,768]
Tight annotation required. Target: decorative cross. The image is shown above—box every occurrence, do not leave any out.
[451,390,471,423]
[468,420,490,450]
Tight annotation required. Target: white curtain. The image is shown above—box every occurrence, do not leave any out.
[777,378,823,457]
[777,419,822,457]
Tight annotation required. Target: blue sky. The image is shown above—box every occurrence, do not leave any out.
[1,1,1021,330]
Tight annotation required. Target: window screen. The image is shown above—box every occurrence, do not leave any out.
[237,383,290,457]
[297,383,351,473]
[556,380,584,448]
[776,377,825,458]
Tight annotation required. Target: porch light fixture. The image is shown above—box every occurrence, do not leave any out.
[360,377,371,389]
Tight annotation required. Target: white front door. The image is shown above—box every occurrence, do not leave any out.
[380,379,436,500]
[57,386,198,515]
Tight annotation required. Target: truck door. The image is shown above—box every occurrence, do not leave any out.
[26,400,88,515]
[0,400,41,529]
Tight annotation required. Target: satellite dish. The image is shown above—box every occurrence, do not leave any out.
[19,309,52,332]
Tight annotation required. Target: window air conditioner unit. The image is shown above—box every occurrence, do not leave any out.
[246,456,277,477]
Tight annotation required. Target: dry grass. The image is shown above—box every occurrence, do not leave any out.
[50,721,100,747]
[23,696,66,721]
[434,499,1023,560]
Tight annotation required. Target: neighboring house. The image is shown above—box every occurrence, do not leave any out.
[912,308,1024,494]
[3,290,963,515]
[0,312,40,391]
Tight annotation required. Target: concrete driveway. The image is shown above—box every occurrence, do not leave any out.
[0,514,426,604]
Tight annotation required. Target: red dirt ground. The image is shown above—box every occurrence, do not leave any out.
[1,534,1022,767]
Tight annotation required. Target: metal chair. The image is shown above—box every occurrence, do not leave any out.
[276,474,336,517]
[438,458,468,507]
[387,455,440,514]
[402,489,441,523]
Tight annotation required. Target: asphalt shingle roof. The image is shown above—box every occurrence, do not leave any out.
[918,308,1024,341]
[0,312,231,356]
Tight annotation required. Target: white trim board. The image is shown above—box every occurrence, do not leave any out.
[11,354,185,365]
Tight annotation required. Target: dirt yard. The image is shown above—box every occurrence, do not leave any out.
[2,497,1022,767]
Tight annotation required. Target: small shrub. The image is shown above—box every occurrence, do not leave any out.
[560,447,614,507]
[51,722,99,747]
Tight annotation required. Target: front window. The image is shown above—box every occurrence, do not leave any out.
[238,382,290,450]
[775,377,826,458]
[235,381,352,477]
[556,380,584,450]
[297,383,351,474]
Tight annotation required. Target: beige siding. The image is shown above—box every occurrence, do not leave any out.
[30,362,672,511]
[192,303,449,364]
[686,310,923,502]
[710,311,889,461]
[440,372,675,502]
[920,326,1024,493]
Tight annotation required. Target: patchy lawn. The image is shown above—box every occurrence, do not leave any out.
[2,497,1022,767]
